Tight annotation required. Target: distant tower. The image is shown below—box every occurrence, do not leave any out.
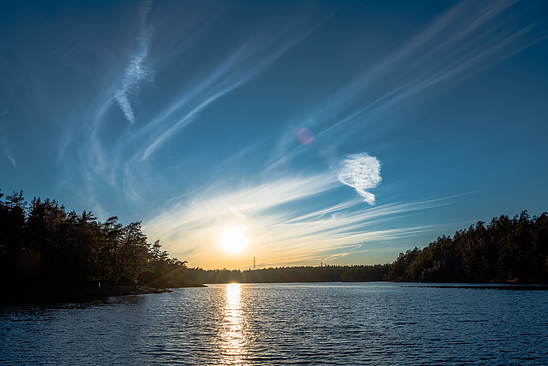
[320,261,323,267]
[253,256,256,270]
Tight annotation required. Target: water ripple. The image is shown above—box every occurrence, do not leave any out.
[1,283,547,365]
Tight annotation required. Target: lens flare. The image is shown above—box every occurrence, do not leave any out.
[297,127,314,144]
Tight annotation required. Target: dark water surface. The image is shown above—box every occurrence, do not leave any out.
[1,282,547,365]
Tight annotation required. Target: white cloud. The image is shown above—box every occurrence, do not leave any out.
[7,154,16,168]
[0,126,16,168]
[337,153,381,204]
[115,0,153,123]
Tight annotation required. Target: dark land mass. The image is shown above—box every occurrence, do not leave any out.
[388,211,548,283]
[1,283,205,305]
[1,285,169,305]
[182,264,390,284]
[0,190,195,304]
[1,189,547,304]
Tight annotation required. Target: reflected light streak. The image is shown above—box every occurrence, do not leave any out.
[221,283,246,363]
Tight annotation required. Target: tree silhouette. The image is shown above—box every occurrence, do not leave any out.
[388,211,548,283]
[0,189,188,292]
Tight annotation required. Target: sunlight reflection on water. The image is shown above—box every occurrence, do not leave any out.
[1,283,547,365]
[221,283,245,363]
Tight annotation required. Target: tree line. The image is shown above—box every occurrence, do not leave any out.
[2,189,546,288]
[388,211,548,283]
[182,264,390,284]
[0,190,187,289]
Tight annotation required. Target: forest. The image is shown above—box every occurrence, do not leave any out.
[182,264,389,284]
[388,211,548,283]
[0,190,189,294]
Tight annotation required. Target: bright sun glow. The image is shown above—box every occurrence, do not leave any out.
[220,228,248,254]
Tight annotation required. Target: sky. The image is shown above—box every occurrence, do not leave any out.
[1,0,548,269]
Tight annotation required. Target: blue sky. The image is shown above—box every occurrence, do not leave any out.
[1,0,548,269]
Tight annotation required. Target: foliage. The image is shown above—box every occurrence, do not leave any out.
[388,211,548,283]
[182,264,389,284]
[0,190,186,289]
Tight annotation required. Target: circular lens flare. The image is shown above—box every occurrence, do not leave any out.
[297,127,314,144]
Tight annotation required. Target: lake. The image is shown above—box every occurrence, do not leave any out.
[1,282,547,365]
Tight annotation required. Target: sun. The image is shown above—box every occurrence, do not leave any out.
[219,228,248,254]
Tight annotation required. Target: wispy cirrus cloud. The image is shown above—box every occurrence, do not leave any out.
[136,22,318,163]
[62,2,320,208]
[0,123,16,168]
[114,0,153,123]
[6,154,16,168]
[1,146,16,168]
[144,172,339,238]
[269,0,547,169]
[143,171,451,269]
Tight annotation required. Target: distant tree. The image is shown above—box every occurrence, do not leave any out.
[182,264,389,284]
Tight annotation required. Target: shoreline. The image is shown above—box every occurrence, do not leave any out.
[0,283,206,305]
[3,280,546,305]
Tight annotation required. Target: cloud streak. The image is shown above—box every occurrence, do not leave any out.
[143,171,451,269]
[0,125,16,168]
[137,23,317,162]
[114,0,153,123]
[268,0,547,170]
[7,154,16,168]
[64,2,320,207]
